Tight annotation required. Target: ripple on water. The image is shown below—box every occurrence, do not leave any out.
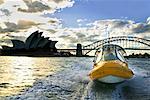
[0,57,150,100]
[0,56,68,96]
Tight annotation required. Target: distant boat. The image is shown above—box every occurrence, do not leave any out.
[89,44,134,83]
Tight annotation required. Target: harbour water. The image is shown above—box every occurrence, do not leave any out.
[0,56,65,96]
[0,57,150,100]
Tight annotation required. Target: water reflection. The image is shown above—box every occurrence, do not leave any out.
[0,56,63,96]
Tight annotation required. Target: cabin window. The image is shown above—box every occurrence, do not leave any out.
[94,50,102,64]
[116,50,126,62]
[101,49,118,61]
[94,45,126,63]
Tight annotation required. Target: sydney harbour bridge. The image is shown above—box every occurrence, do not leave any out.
[58,36,150,56]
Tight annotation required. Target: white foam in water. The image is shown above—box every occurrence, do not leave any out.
[130,65,147,77]
[75,70,90,84]
[68,68,91,84]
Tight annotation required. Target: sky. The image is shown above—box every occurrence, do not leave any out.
[51,0,150,27]
[0,0,150,49]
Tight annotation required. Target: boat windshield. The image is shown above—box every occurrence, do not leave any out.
[94,44,126,64]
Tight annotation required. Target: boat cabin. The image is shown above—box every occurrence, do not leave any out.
[94,44,126,64]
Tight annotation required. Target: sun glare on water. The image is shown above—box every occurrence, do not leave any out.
[0,57,34,96]
[0,56,61,96]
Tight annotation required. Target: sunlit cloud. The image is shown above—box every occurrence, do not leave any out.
[0,20,41,33]
[0,8,11,16]
[18,0,51,13]
[0,0,73,35]
[0,0,3,4]
[17,0,74,13]
[54,19,150,48]
[0,0,150,49]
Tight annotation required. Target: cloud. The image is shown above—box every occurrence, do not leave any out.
[48,18,61,26]
[1,34,25,41]
[0,20,41,33]
[0,0,3,5]
[54,19,150,48]
[76,32,86,38]
[0,33,26,47]
[18,0,51,13]
[0,0,75,48]
[91,19,134,29]
[51,0,65,3]
[46,29,57,34]
[47,0,74,10]
[77,19,87,23]
[88,19,136,36]
[0,0,72,34]
[17,20,41,29]
[48,19,59,24]
[1,18,150,49]
[132,23,150,33]
[111,20,134,28]
[0,8,11,16]
[0,0,149,49]
[17,0,74,13]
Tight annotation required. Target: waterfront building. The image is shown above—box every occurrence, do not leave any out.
[1,31,58,56]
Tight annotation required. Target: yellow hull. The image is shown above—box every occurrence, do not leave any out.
[89,60,134,81]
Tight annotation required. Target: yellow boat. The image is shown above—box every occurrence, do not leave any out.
[89,44,134,83]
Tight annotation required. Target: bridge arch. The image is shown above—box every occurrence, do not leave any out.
[82,36,150,55]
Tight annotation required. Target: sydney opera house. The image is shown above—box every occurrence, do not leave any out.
[0,31,72,56]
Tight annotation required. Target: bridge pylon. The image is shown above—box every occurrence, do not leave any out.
[76,43,82,57]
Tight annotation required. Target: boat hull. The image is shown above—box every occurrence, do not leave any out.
[89,60,134,83]
[97,75,125,83]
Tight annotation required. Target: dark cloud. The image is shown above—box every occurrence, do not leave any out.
[0,20,40,33]
[17,0,74,13]
[0,0,3,5]
[18,0,51,13]
[0,9,11,16]
[59,34,78,43]
[0,22,18,33]
[48,20,58,24]
[67,43,76,48]
[132,24,150,33]
[47,29,57,34]
[51,0,64,3]
[92,19,133,30]
[87,34,99,38]
[0,39,12,46]
[5,34,25,41]
[48,19,61,26]
[17,20,41,29]
[0,34,26,46]
[59,34,72,39]
[48,0,69,3]
[112,20,131,28]
[76,32,86,38]
[86,34,100,42]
